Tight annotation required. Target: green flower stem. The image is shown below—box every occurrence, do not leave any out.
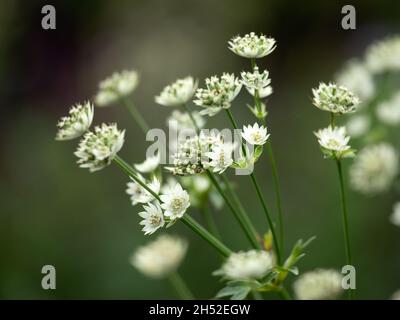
[278,287,292,300]
[200,205,221,240]
[120,97,150,133]
[168,272,194,300]
[220,173,260,245]
[182,103,200,132]
[335,159,353,300]
[225,109,282,264]
[206,170,260,249]
[113,155,232,257]
[330,112,336,127]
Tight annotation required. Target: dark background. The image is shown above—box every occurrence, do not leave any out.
[0,0,399,299]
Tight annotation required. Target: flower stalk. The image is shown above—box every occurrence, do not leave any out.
[168,272,194,300]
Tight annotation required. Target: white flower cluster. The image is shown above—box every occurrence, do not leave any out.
[194,74,242,116]
[56,102,94,141]
[312,82,360,114]
[314,125,353,159]
[365,36,400,74]
[293,269,343,300]
[376,91,400,126]
[215,250,274,280]
[228,32,276,59]
[335,60,375,101]
[134,153,161,173]
[131,234,188,278]
[240,66,273,98]
[74,123,125,172]
[350,143,399,194]
[242,123,270,146]
[126,175,160,206]
[95,70,139,107]
[155,77,197,107]
[390,202,400,227]
[167,110,205,132]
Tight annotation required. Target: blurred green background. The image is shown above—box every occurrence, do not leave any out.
[1,0,399,299]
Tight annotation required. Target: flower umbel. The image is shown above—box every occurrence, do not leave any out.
[293,269,343,300]
[155,76,197,107]
[206,142,234,174]
[56,101,94,141]
[242,123,270,145]
[241,66,273,98]
[365,36,400,74]
[312,82,360,114]
[390,202,400,227]
[126,176,161,206]
[314,125,353,159]
[138,201,165,235]
[134,153,161,173]
[95,70,139,107]
[74,123,125,172]
[228,32,276,59]
[160,183,191,220]
[194,73,242,116]
[131,234,188,278]
[215,250,274,280]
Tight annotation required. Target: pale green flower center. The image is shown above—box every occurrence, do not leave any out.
[171,197,184,211]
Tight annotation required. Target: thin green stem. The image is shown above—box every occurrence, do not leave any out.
[330,112,336,127]
[113,155,232,257]
[225,109,281,264]
[168,272,194,300]
[200,206,221,239]
[335,159,353,300]
[220,174,260,245]
[206,170,260,249]
[120,97,150,133]
[182,103,200,132]
[278,287,292,300]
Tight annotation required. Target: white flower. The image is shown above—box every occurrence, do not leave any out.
[206,142,234,174]
[74,123,125,172]
[56,102,94,140]
[389,202,400,227]
[241,66,273,98]
[194,73,242,117]
[365,36,400,74]
[314,126,352,158]
[335,60,375,101]
[293,269,343,300]
[228,32,276,59]
[167,110,205,132]
[346,115,370,138]
[376,91,400,126]
[242,123,270,145]
[350,143,399,194]
[134,153,160,173]
[215,250,274,280]
[126,176,161,206]
[138,202,165,235]
[131,234,188,278]
[160,183,190,220]
[155,76,197,107]
[95,70,139,107]
[312,82,360,114]
[391,290,400,300]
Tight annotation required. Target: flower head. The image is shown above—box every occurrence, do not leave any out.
[312,82,360,114]
[215,250,274,280]
[74,123,125,172]
[160,183,190,220]
[134,153,160,173]
[194,74,242,116]
[376,91,400,126]
[126,176,161,206]
[390,202,400,227]
[242,123,270,145]
[155,77,197,107]
[335,60,375,101]
[167,110,205,132]
[241,66,273,98]
[95,70,139,107]
[293,269,343,300]
[56,102,94,141]
[206,142,234,174]
[314,126,352,159]
[131,234,188,278]
[228,32,276,59]
[350,143,399,194]
[138,201,165,235]
[365,36,400,74]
